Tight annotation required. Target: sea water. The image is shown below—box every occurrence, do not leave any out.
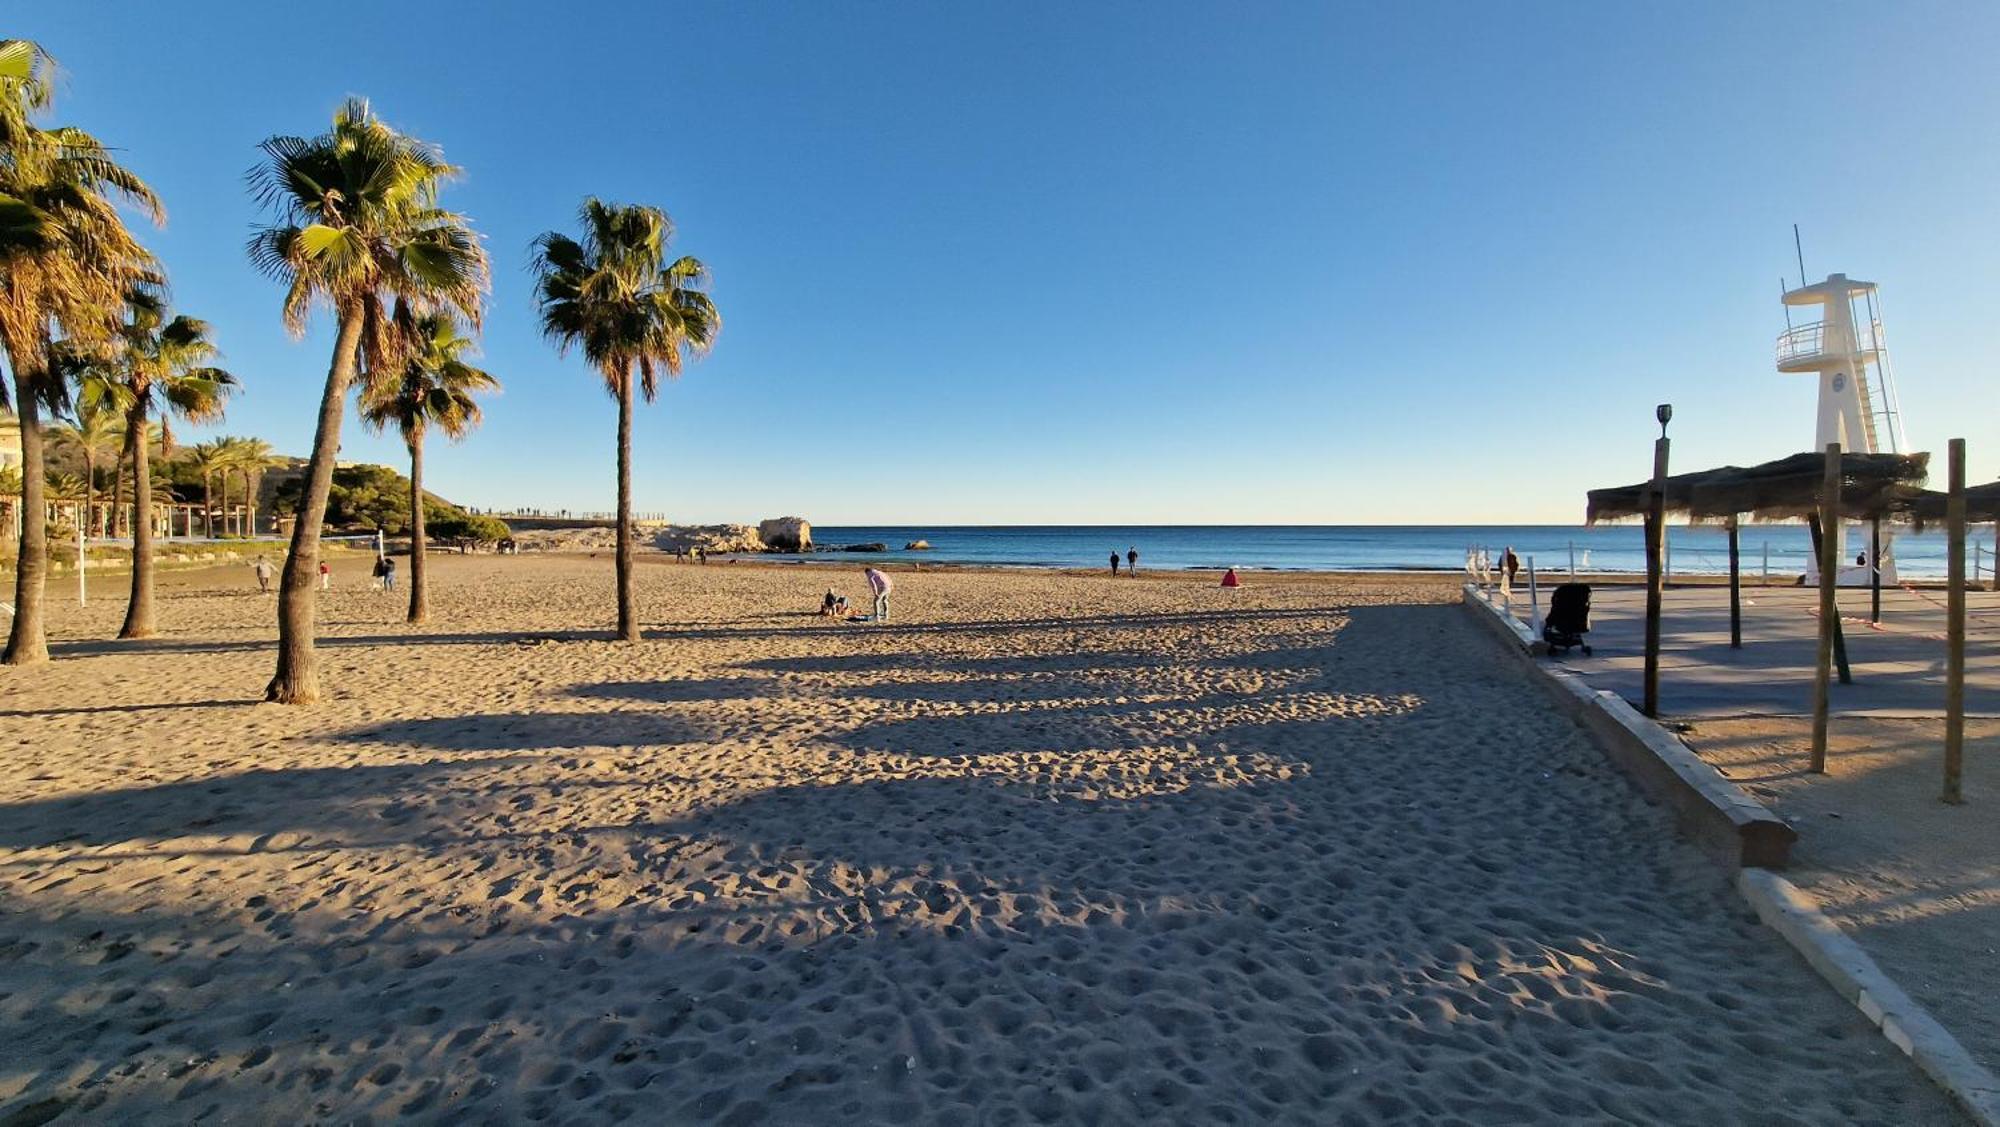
[799,524,1988,580]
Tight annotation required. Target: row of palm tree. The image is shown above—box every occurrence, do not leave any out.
[41,412,274,541]
[1,37,160,663]
[4,41,722,703]
[248,100,717,702]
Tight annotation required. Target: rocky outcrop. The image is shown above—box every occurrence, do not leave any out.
[758,516,811,553]
[510,527,625,553]
[841,543,889,553]
[654,524,765,555]
[905,540,931,551]
[509,518,812,556]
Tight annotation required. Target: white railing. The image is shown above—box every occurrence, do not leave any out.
[1776,320,1884,367]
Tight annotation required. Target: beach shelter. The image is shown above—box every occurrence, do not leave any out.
[1909,481,2000,591]
[1587,450,1928,650]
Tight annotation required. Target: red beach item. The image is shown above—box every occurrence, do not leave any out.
[1220,568,1241,588]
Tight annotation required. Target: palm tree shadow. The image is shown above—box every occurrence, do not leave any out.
[333,710,718,753]
[565,677,773,705]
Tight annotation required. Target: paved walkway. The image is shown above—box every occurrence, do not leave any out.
[1494,583,2000,718]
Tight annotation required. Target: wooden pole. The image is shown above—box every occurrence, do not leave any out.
[1643,436,1669,717]
[1944,438,1966,804]
[1806,513,1853,684]
[1869,515,1882,624]
[1811,442,1840,773]
[1728,519,1742,649]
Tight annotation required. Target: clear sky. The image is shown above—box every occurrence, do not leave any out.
[19,3,2000,524]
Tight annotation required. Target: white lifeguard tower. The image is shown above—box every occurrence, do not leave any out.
[1776,272,1909,584]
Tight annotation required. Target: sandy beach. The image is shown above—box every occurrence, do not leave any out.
[0,556,1957,1123]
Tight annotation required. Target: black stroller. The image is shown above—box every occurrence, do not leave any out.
[1542,583,1592,656]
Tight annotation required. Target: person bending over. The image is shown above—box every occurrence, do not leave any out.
[864,567,893,622]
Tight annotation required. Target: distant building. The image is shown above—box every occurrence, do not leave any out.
[0,410,21,477]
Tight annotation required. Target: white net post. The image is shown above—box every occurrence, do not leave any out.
[1527,556,1541,634]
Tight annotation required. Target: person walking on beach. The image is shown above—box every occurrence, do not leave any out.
[251,555,274,594]
[318,561,332,590]
[864,566,892,622]
[382,556,398,593]
[1109,551,1120,576]
[1126,547,1138,575]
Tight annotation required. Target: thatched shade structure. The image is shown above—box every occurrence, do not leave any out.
[1586,449,1929,671]
[1586,452,1929,525]
[1907,481,2000,529]
[1586,468,1744,524]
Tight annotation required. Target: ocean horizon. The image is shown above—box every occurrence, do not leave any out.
[796,523,1990,580]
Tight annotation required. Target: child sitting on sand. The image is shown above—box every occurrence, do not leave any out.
[819,590,853,618]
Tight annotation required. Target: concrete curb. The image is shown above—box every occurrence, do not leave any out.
[1740,869,2000,1126]
[1461,584,1795,868]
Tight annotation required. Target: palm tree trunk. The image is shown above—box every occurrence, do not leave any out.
[83,451,97,542]
[119,401,158,639]
[267,310,366,704]
[112,449,127,539]
[615,369,637,641]
[407,433,428,624]
[4,350,52,665]
[202,472,213,539]
[247,471,259,538]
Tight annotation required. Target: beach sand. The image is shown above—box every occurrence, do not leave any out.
[0,556,1957,1123]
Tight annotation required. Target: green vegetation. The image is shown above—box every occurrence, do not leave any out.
[270,463,506,544]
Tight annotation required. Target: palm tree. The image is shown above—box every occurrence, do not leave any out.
[219,436,278,537]
[530,199,719,641]
[0,38,160,664]
[246,98,488,703]
[75,295,232,637]
[49,396,119,537]
[359,315,497,624]
[184,439,229,540]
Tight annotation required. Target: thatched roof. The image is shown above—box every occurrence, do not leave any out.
[1586,451,1929,524]
[1907,481,2000,529]
[1585,468,1743,524]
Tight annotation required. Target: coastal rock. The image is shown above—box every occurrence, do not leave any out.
[654,524,765,555]
[842,543,889,553]
[905,540,931,551]
[758,516,812,553]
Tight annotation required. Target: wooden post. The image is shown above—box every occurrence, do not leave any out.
[1869,516,1882,624]
[1727,518,1742,649]
[1806,513,1853,684]
[1944,438,1966,804]
[1643,436,1669,717]
[1811,442,1840,772]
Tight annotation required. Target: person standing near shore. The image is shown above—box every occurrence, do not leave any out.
[864,567,892,621]
[252,555,274,594]
[1109,551,1119,576]
[1126,547,1138,575]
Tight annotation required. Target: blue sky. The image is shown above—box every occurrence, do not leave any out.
[20,3,2000,524]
